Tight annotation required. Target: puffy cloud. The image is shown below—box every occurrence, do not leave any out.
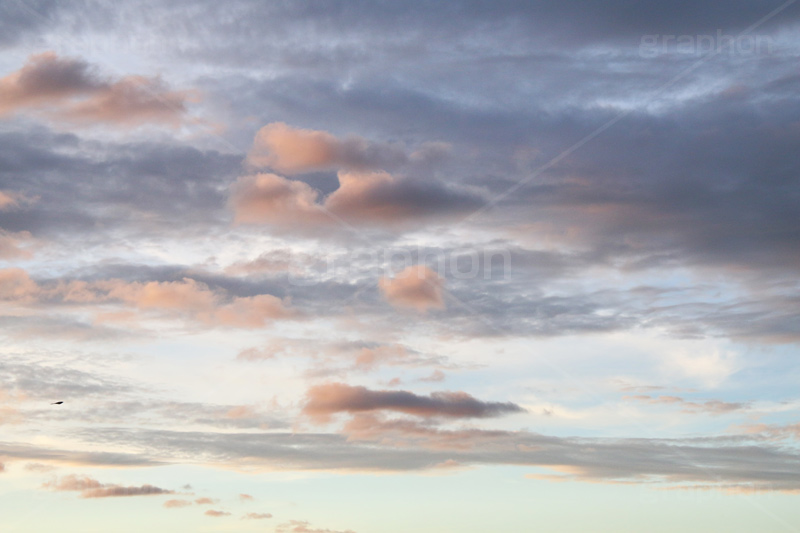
[44,475,173,498]
[379,266,445,312]
[247,122,447,173]
[230,170,479,230]
[302,382,524,423]
[0,52,196,127]
[231,124,479,231]
[243,512,273,519]
[195,497,217,505]
[325,170,477,223]
[229,173,326,227]
[204,509,231,517]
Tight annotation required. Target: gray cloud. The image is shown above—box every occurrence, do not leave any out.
[56,424,800,492]
[302,383,524,422]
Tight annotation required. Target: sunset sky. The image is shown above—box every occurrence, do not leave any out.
[2,1,800,532]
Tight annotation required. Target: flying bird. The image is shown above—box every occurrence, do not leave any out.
[51,401,63,405]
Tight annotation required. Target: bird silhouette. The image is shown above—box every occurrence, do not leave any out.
[51,401,64,405]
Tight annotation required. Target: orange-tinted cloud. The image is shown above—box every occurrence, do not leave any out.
[230,170,479,229]
[243,512,273,519]
[379,265,445,312]
[195,497,217,505]
[247,122,439,174]
[163,499,192,508]
[205,509,231,517]
[44,474,173,498]
[231,123,477,230]
[229,173,326,226]
[0,52,196,127]
[238,493,255,501]
[0,270,294,328]
[303,382,524,423]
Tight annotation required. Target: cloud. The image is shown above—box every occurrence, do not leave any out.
[325,170,477,223]
[379,266,445,312]
[230,170,479,230]
[276,520,356,533]
[33,422,800,492]
[163,499,192,508]
[194,497,217,505]
[302,382,524,423]
[0,270,295,329]
[44,474,173,498]
[0,52,196,127]
[231,124,479,231]
[204,509,231,517]
[229,173,326,227]
[247,122,447,173]
[238,493,254,501]
[419,370,446,383]
[243,512,272,519]
[0,190,25,210]
[624,395,747,415]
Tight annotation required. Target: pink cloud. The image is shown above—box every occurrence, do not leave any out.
[303,382,524,423]
[243,512,273,520]
[205,509,231,517]
[44,474,173,498]
[230,124,477,231]
[247,122,426,174]
[195,497,217,505]
[0,52,196,128]
[229,173,326,227]
[230,170,479,230]
[0,270,294,328]
[379,265,445,312]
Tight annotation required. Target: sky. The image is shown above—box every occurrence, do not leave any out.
[1,1,800,531]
